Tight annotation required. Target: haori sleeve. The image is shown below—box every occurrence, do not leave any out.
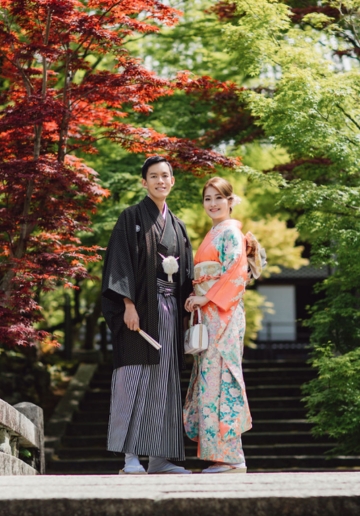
[101,210,137,305]
[205,227,248,312]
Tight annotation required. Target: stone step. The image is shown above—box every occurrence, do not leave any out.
[79,400,110,412]
[245,456,360,471]
[48,356,360,476]
[95,358,311,371]
[251,408,306,418]
[78,396,304,413]
[242,431,331,445]
[250,420,312,432]
[244,444,334,455]
[61,431,329,449]
[83,385,303,402]
[231,359,312,369]
[239,376,312,386]
[62,430,331,449]
[56,442,335,460]
[65,419,312,437]
[249,397,304,409]
[235,386,303,397]
[92,367,314,385]
[73,407,307,423]
[4,472,360,516]
[90,377,310,389]
[62,435,108,448]
[45,467,360,475]
[243,366,313,375]
[47,455,360,474]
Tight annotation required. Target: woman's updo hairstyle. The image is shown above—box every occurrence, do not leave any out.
[202,177,237,214]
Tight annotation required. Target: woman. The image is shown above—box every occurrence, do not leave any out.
[183,177,264,474]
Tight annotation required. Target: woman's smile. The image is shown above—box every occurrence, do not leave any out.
[203,186,231,226]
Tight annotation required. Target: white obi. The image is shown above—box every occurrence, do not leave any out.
[193,261,221,296]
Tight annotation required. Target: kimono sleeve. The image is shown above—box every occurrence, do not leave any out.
[101,210,137,305]
[245,231,266,279]
[205,227,247,312]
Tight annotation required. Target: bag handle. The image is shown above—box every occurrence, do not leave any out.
[189,307,202,327]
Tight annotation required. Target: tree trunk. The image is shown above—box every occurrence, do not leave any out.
[84,293,102,350]
[0,9,52,299]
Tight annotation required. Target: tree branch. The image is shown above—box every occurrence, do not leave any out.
[336,103,360,131]
[58,43,71,163]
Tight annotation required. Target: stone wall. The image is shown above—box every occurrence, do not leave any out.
[0,399,44,475]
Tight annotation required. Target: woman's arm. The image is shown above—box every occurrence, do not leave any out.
[205,228,248,312]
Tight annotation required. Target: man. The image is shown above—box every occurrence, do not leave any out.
[102,156,193,474]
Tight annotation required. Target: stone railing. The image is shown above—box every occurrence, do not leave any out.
[0,399,45,475]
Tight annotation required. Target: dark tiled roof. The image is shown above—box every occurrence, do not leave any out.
[270,265,329,279]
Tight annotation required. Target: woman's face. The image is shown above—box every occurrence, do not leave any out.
[203,186,231,226]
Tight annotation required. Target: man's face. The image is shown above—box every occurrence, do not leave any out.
[142,162,175,202]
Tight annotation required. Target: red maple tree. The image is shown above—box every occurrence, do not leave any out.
[0,0,238,347]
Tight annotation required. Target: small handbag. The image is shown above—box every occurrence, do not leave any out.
[184,307,209,355]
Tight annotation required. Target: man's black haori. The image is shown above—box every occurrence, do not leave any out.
[102,196,193,369]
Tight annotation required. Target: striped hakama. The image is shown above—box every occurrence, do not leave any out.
[107,278,185,460]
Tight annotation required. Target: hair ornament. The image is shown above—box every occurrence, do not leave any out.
[230,194,242,207]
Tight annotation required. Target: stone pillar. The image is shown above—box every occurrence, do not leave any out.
[14,403,45,474]
[10,436,19,458]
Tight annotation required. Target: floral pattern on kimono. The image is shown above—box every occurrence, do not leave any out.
[183,219,254,463]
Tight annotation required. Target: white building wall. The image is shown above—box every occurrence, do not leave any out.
[257,285,296,341]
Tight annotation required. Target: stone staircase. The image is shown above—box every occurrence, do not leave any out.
[47,356,360,474]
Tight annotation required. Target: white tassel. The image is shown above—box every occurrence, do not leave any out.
[159,254,179,283]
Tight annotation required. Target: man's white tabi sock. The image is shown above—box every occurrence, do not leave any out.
[120,453,146,474]
[148,457,192,474]
[125,453,141,468]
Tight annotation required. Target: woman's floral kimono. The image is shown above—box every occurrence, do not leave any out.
[183,219,263,463]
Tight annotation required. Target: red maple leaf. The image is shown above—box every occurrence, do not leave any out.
[0,0,240,346]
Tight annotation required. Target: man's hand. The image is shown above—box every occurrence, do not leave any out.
[124,298,140,331]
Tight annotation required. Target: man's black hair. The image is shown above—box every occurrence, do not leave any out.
[141,156,173,179]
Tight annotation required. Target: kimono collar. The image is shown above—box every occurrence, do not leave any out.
[211,219,242,233]
[143,195,166,228]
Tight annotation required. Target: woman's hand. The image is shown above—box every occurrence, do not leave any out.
[185,295,209,312]
[124,298,140,331]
